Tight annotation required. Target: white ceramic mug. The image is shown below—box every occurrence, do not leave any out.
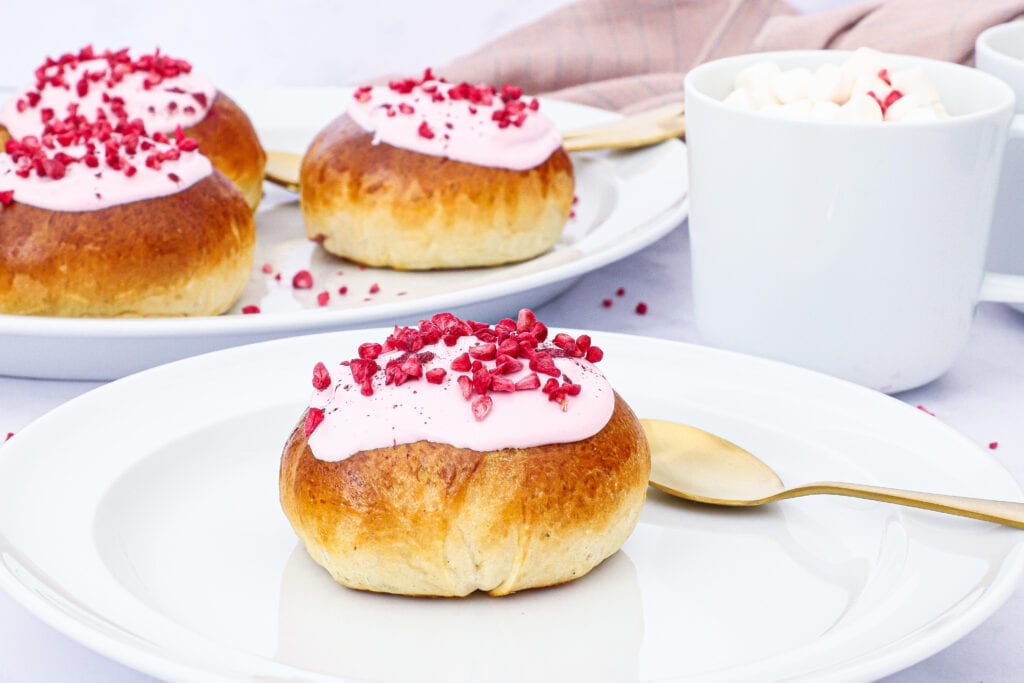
[977,22,1024,306]
[684,50,1024,393]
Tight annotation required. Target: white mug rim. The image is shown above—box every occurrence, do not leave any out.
[684,49,1015,128]
[976,21,1024,71]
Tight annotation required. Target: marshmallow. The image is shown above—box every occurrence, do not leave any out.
[771,68,812,104]
[890,67,941,104]
[809,100,842,121]
[735,61,782,91]
[841,47,887,82]
[836,93,884,123]
[723,88,754,110]
[720,49,947,123]
[807,63,852,103]
[851,73,892,100]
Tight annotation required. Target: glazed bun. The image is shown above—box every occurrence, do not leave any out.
[0,47,266,211]
[0,172,254,317]
[279,310,649,597]
[182,92,266,211]
[280,393,648,596]
[299,74,574,270]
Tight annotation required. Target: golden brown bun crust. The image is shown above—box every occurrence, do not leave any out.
[299,115,574,270]
[0,172,255,317]
[185,92,266,211]
[279,392,649,597]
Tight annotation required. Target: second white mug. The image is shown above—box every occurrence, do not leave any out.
[684,50,1024,393]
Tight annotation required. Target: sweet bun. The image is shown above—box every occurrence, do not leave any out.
[279,310,650,596]
[299,73,574,270]
[0,173,253,317]
[0,110,254,317]
[0,46,266,211]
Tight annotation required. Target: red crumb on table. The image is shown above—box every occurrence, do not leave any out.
[989,441,999,450]
[601,298,612,308]
[260,263,273,274]
[241,305,260,314]
[616,287,626,297]
[4,432,12,442]
[317,291,330,306]
[635,302,648,315]
[338,286,348,295]
[292,270,313,289]
[916,404,936,416]
[369,283,380,294]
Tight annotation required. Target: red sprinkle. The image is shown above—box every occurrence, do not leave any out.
[292,270,313,289]
[916,404,936,416]
[615,287,626,297]
[241,305,260,314]
[635,302,648,315]
[369,283,380,294]
[338,286,348,295]
[316,291,330,306]
[989,441,999,450]
[601,298,613,308]
[304,408,325,436]
[312,361,332,390]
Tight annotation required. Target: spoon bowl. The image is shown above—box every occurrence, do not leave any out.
[642,418,1024,528]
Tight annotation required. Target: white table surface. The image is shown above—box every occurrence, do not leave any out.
[1,212,1023,682]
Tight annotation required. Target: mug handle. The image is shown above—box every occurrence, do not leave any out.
[980,114,1024,303]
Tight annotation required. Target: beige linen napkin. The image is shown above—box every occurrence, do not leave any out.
[439,0,1024,112]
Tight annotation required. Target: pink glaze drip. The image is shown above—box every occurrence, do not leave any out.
[346,80,562,171]
[0,143,211,211]
[0,58,216,138]
[307,335,614,461]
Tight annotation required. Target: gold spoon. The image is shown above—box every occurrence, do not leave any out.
[263,102,686,192]
[642,419,1024,528]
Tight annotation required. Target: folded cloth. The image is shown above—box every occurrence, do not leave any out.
[439,0,1024,113]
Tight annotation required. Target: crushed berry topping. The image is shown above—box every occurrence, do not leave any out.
[304,309,604,432]
[20,47,195,99]
[3,114,200,182]
[241,305,260,314]
[356,68,542,132]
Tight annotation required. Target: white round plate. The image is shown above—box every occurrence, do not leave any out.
[0,86,688,380]
[1,330,1022,682]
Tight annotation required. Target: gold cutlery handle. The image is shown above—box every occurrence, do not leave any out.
[561,102,685,153]
[780,482,1024,529]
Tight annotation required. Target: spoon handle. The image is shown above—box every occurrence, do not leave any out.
[562,102,686,153]
[781,482,1024,529]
